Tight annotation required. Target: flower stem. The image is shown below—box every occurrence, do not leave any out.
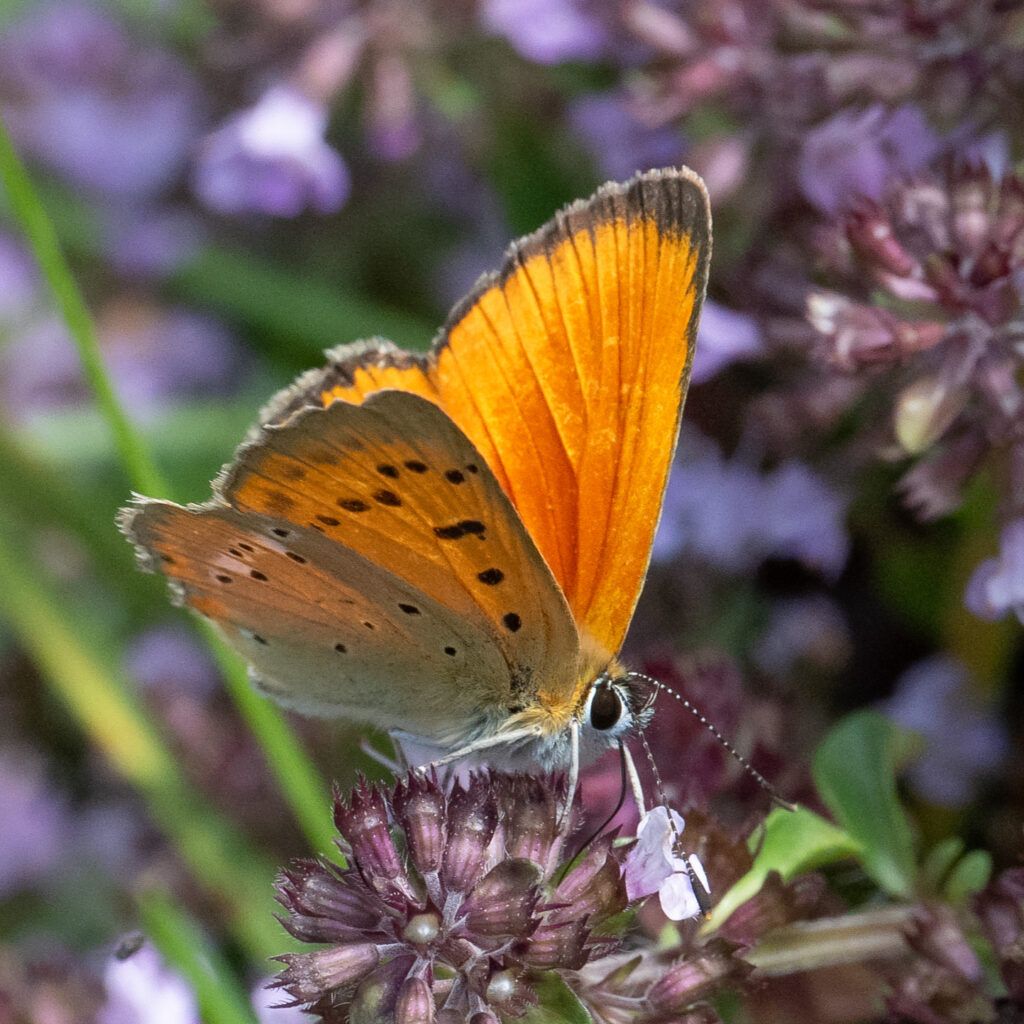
[0,116,169,500]
[0,117,334,855]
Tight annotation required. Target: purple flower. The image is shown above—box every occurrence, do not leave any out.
[965,518,1024,625]
[0,3,203,200]
[193,86,350,218]
[274,772,626,1020]
[691,299,763,384]
[753,596,851,679]
[98,946,198,1024]
[884,656,1008,808]
[0,303,247,422]
[568,92,686,181]
[653,430,849,578]
[124,623,220,699]
[0,747,69,897]
[799,104,939,215]
[624,807,709,922]
[0,231,39,324]
[760,461,850,578]
[104,207,205,282]
[481,0,608,65]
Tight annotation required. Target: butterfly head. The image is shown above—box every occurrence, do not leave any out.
[577,664,656,751]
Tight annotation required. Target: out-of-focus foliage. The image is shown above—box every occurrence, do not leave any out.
[0,1,1021,1021]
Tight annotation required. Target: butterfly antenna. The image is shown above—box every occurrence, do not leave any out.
[636,712,712,918]
[628,671,798,813]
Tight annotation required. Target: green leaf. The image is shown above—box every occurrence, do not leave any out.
[705,805,862,931]
[812,711,918,898]
[944,849,993,905]
[920,837,965,894]
[517,974,592,1024]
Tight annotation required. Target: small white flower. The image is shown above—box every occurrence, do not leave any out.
[623,806,710,921]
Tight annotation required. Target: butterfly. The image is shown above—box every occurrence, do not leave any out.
[120,167,711,786]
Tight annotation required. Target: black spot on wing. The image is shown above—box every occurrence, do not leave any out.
[503,613,522,632]
[477,568,504,585]
[433,519,486,540]
[317,515,340,527]
[377,464,399,479]
[403,460,428,473]
[286,551,307,564]
[398,603,421,615]
[445,469,466,484]
[373,489,402,507]
[250,570,268,581]
[338,498,370,512]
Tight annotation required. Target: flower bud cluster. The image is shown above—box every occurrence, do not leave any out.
[273,771,626,1021]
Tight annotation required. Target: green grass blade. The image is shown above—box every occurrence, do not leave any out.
[0,128,333,852]
[0,116,169,498]
[199,621,339,857]
[139,890,260,1024]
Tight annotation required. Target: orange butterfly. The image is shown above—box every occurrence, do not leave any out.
[121,167,710,787]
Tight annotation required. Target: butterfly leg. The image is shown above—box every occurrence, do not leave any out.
[359,738,404,774]
[414,726,545,774]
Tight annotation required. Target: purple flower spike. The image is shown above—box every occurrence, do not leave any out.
[550,834,625,925]
[276,943,381,1003]
[965,518,1024,625]
[333,779,411,901]
[460,859,542,938]
[193,85,350,218]
[275,770,627,1021]
[393,772,447,877]
[499,774,563,869]
[523,917,591,970]
[646,947,747,1015]
[394,976,435,1024]
[442,775,498,894]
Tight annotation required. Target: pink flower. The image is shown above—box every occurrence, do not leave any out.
[623,806,709,921]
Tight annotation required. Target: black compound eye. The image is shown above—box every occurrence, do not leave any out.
[589,685,623,731]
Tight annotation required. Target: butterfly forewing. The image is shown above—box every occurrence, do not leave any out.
[285,169,711,666]
[123,391,580,743]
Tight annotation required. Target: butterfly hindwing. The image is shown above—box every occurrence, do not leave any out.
[123,391,580,742]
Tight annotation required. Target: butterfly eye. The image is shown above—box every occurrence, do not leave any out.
[589,684,623,732]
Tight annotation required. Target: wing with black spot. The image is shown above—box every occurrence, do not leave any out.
[121,392,580,742]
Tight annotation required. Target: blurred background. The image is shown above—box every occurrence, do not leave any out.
[0,0,1022,1021]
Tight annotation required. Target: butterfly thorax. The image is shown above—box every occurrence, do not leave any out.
[512,642,624,737]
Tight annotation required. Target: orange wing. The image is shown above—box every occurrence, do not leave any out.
[267,168,711,658]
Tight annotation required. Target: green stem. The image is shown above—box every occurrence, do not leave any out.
[0,122,334,852]
[0,116,169,499]
[139,890,260,1024]
[0,518,282,960]
[200,621,339,857]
